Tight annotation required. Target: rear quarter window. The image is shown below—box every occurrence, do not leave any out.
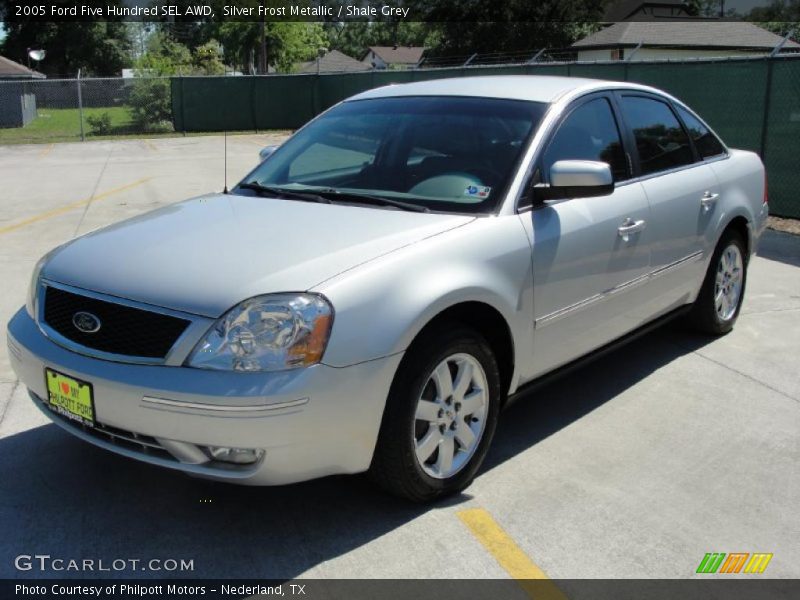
[675,105,726,159]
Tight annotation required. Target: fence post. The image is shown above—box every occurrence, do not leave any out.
[526,49,546,65]
[76,69,85,142]
[251,76,259,133]
[179,69,186,137]
[759,56,774,161]
[759,31,793,160]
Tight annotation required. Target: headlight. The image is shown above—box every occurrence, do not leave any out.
[26,254,49,319]
[186,293,333,372]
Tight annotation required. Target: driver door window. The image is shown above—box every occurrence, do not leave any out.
[542,97,629,182]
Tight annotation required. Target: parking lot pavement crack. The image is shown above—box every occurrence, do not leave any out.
[73,143,114,237]
[678,345,800,405]
[0,379,20,427]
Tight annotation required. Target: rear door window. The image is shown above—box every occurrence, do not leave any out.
[621,96,694,176]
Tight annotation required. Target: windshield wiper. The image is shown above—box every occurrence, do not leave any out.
[238,182,331,204]
[315,189,430,213]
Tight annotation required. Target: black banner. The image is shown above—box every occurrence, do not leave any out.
[3,579,800,600]
[0,0,788,23]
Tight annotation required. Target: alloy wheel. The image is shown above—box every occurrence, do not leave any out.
[715,243,744,322]
[413,353,488,479]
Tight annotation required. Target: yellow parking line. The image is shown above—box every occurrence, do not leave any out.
[0,177,151,236]
[457,508,568,600]
[143,140,158,152]
[39,144,54,158]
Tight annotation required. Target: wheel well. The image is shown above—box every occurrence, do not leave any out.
[724,216,750,256]
[412,302,515,400]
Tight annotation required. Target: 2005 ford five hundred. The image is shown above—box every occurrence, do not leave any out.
[7,76,768,501]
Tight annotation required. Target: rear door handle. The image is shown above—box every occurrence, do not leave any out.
[618,218,646,241]
[701,191,719,210]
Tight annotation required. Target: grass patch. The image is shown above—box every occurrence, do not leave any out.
[0,106,135,143]
[0,107,291,145]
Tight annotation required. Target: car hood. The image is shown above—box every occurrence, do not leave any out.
[43,193,474,317]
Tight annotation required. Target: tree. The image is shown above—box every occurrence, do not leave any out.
[324,21,434,60]
[748,0,800,39]
[217,22,327,74]
[404,0,606,57]
[193,40,226,75]
[136,31,193,75]
[0,2,134,76]
[127,28,230,131]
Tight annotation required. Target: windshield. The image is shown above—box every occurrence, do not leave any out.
[237,96,547,214]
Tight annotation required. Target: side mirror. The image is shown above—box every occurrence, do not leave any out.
[258,145,279,162]
[534,160,614,204]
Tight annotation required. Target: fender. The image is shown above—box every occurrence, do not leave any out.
[314,216,534,381]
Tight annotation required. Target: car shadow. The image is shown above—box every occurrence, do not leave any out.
[485,323,710,471]
[0,323,712,580]
[757,229,800,267]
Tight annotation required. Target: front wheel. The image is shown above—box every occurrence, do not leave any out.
[369,325,502,502]
[690,229,748,335]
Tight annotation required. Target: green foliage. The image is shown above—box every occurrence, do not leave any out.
[748,0,800,38]
[193,40,226,75]
[128,78,174,133]
[401,1,606,57]
[0,6,134,76]
[86,112,113,136]
[324,22,434,61]
[217,22,327,74]
[135,31,193,76]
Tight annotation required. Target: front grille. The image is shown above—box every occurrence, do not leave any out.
[43,286,191,359]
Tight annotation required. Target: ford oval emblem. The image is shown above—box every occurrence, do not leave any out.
[72,311,101,333]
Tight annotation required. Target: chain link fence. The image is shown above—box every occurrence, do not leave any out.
[0,76,175,143]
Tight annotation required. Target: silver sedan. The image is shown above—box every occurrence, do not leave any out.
[7,76,768,501]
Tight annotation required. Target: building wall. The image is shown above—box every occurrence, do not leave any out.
[0,83,37,128]
[577,47,770,62]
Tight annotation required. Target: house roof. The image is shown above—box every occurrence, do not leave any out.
[603,0,692,22]
[298,50,371,74]
[0,55,46,79]
[573,21,800,50]
[364,46,425,65]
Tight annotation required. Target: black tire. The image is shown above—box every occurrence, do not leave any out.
[689,229,748,335]
[368,324,502,502]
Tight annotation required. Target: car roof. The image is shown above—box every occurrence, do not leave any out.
[346,75,654,104]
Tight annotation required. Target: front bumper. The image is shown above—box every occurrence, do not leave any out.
[7,307,402,485]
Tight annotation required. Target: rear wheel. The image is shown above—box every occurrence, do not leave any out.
[690,229,747,335]
[369,325,501,502]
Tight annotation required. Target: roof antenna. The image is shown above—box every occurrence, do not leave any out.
[223,129,229,194]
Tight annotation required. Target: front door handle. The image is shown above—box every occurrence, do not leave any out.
[701,191,719,210]
[618,217,646,241]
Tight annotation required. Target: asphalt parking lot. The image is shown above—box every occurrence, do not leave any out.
[0,136,798,582]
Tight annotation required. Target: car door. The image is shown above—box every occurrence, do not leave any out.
[517,94,654,378]
[615,93,721,313]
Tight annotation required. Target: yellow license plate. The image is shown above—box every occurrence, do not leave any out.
[45,368,95,426]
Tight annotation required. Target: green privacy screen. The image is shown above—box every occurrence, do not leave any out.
[171,56,800,217]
